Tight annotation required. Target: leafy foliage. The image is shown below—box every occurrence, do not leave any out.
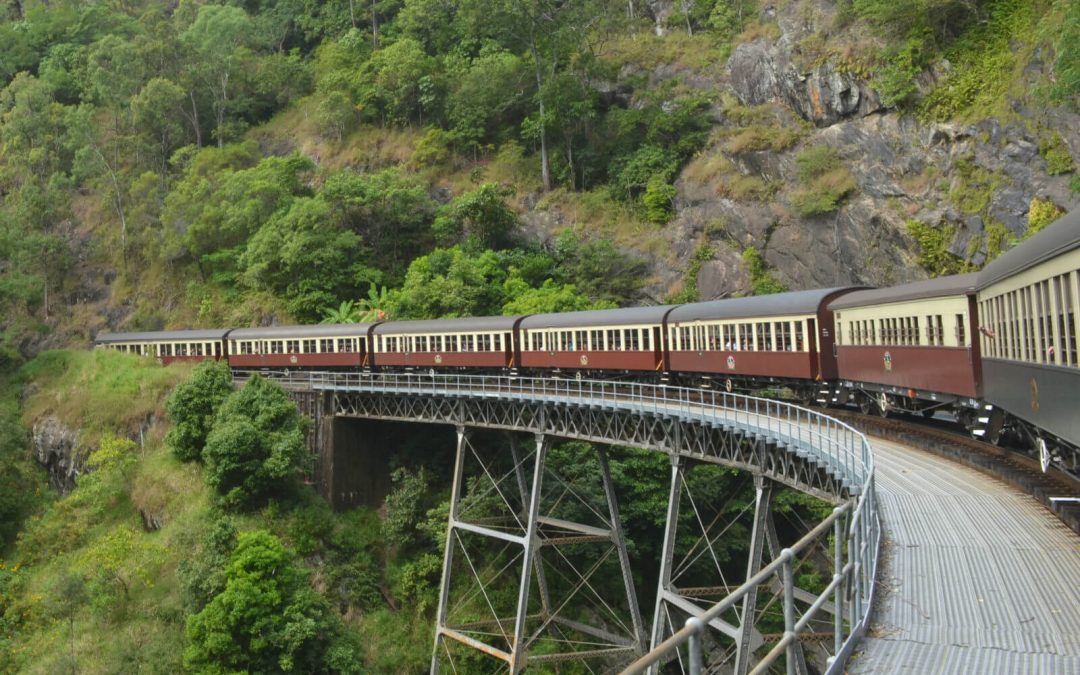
[906,219,964,276]
[203,376,308,508]
[184,530,361,674]
[165,360,234,463]
[742,248,788,295]
[1026,197,1065,237]
[789,145,857,216]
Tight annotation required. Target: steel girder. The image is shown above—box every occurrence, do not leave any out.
[331,391,846,503]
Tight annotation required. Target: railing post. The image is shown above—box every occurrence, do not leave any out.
[832,507,844,661]
[686,617,704,675]
[781,548,796,675]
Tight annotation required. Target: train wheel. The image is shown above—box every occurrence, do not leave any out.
[877,392,891,418]
[921,408,935,419]
[858,394,873,415]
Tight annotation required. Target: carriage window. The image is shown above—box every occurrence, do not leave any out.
[955,314,966,348]
[343,338,358,353]
[176,343,188,356]
[626,329,640,351]
[321,338,336,353]
[191,343,202,356]
[795,322,805,351]
[283,340,297,353]
[448,335,459,352]
[161,344,173,357]
[301,339,314,353]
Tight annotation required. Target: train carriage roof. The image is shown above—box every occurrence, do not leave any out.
[829,273,978,310]
[373,316,523,335]
[977,210,1080,290]
[667,288,862,323]
[519,305,677,330]
[95,328,230,344]
[229,323,377,339]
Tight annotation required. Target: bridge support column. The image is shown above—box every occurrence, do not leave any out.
[733,473,778,674]
[432,430,644,673]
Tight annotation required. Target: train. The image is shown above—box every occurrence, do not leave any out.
[96,211,1080,476]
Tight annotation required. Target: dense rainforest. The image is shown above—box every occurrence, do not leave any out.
[1,0,1078,672]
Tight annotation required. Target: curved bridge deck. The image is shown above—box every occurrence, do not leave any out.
[852,438,1080,674]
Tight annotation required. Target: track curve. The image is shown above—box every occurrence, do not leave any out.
[850,437,1080,673]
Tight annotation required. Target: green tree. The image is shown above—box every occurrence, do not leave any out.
[240,195,375,319]
[357,37,439,126]
[165,359,234,463]
[320,168,436,283]
[388,246,508,318]
[181,4,259,147]
[432,183,519,249]
[184,530,357,673]
[131,77,190,183]
[203,375,308,507]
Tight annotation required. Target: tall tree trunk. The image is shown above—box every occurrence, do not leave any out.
[531,54,551,192]
[186,90,202,148]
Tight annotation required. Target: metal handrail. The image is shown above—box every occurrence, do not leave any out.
[238,369,879,674]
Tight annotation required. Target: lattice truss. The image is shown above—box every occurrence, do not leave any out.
[431,429,646,674]
[332,392,848,502]
[650,464,847,675]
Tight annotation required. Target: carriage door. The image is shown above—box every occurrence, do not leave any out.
[653,327,663,370]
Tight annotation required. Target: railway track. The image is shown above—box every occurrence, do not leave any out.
[825,407,1080,535]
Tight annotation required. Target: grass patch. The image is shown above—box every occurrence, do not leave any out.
[722,125,803,154]
[948,159,1001,215]
[1026,197,1065,237]
[19,350,192,439]
[906,219,967,276]
[789,145,857,216]
[918,0,1040,122]
[1039,131,1075,175]
[742,248,787,295]
[601,32,730,75]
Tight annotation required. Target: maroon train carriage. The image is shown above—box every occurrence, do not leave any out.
[227,323,376,370]
[665,288,861,399]
[372,316,523,370]
[95,329,229,364]
[518,306,676,374]
[829,274,982,417]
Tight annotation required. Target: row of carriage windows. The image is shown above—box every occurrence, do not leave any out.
[235,338,362,355]
[670,321,808,352]
[524,328,650,352]
[979,270,1079,367]
[114,343,218,357]
[379,333,505,353]
[844,314,963,347]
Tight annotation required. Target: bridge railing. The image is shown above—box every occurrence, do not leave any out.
[241,369,879,673]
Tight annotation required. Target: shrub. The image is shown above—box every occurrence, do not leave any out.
[165,360,234,463]
[1027,197,1065,237]
[1039,132,1075,176]
[203,375,308,508]
[906,220,964,276]
[742,248,787,295]
[790,145,856,216]
[642,177,678,224]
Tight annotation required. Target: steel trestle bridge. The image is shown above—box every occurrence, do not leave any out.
[253,370,880,674]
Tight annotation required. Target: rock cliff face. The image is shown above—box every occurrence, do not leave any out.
[32,416,83,495]
[631,1,1080,300]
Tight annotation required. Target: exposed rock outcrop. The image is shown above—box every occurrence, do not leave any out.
[32,416,84,495]
[728,40,881,128]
